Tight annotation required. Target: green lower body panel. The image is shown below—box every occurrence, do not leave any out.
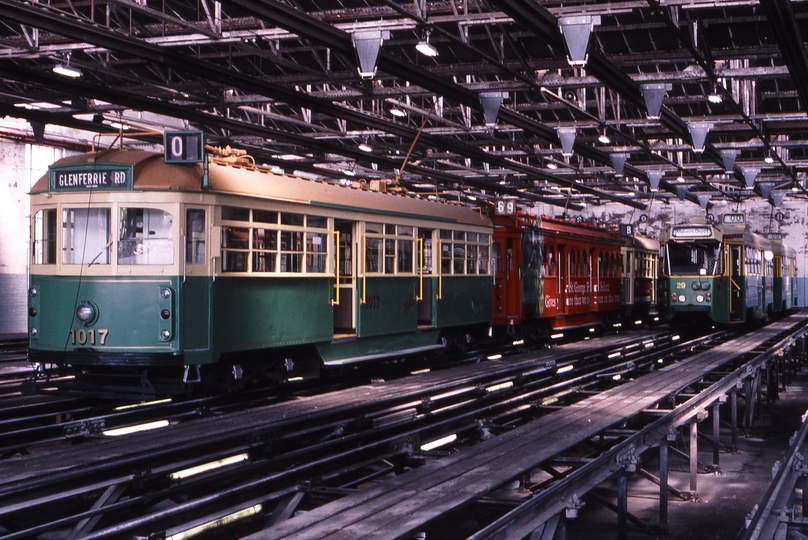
[433,275,492,327]
[316,329,442,365]
[211,277,333,354]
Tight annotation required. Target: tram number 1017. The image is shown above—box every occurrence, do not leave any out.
[69,328,109,346]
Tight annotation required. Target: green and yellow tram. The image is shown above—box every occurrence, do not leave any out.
[659,215,795,326]
[27,146,493,395]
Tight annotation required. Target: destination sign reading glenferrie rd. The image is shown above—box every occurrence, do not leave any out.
[49,164,133,191]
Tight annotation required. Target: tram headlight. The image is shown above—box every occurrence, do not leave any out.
[696,294,704,303]
[701,282,711,291]
[28,287,37,297]
[160,330,171,341]
[76,304,95,322]
[678,294,686,303]
[29,327,38,337]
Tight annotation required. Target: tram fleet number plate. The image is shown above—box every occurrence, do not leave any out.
[68,328,109,346]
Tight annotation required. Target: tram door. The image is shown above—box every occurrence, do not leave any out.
[417,229,434,326]
[729,244,743,322]
[333,221,355,335]
[182,208,211,355]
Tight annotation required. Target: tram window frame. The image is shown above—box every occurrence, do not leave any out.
[186,209,206,266]
[62,207,111,266]
[364,222,414,275]
[33,208,57,265]
[118,207,174,266]
[438,229,491,275]
[220,206,329,275]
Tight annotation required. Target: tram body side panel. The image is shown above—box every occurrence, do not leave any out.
[28,274,181,366]
[357,276,418,337]
[209,275,333,357]
[433,275,492,328]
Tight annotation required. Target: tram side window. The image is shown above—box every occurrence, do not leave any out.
[491,241,502,274]
[222,226,249,272]
[63,208,110,265]
[186,209,206,265]
[119,208,174,265]
[33,209,57,264]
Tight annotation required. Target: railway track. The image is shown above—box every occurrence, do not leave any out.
[0,326,735,539]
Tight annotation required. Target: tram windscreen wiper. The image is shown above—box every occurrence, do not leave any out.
[87,240,113,267]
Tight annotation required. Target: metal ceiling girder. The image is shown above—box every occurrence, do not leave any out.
[217,0,646,208]
[0,62,577,209]
[490,0,730,187]
[0,0,642,209]
[0,1,572,205]
[758,0,808,112]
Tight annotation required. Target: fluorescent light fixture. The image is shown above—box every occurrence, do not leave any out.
[512,339,524,345]
[53,63,82,78]
[390,107,407,117]
[635,319,642,325]
[170,453,249,481]
[613,322,623,328]
[287,376,304,382]
[166,504,262,540]
[658,358,664,363]
[764,155,774,164]
[672,334,680,341]
[550,332,564,339]
[557,364,573,374]
[421,434,457,451]
[114,398,172,411]
[707,93,723,104]
[542,397,559,406]
[546,162,558,170]
[598,133,611,144]
[676,176,685,183]
[486,381,514,393]
[105,420,170,437]
[608,352,622,359]
[410,368,431,375]
[612,374,622,381]
[416,40,438,57]
[358,142,372,152]
[487,354,503,360]
[589,328,595,333]
[653,316,660,321]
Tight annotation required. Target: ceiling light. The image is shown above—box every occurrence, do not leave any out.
[53,63,82,78]
[416,40,438,57]
[676,176,685,183]
[546,162,558,169]
[390,107,407,117]
[707,93,723,104]
[358,142,372,152]
[764,155,774,164]
[598,133,611,144]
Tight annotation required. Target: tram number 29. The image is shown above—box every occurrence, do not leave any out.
[675,282,687,289]
[69,328,109,346]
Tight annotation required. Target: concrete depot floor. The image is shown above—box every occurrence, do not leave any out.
[565,372,808,540]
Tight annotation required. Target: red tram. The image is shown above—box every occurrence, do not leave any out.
[492,212,623,339]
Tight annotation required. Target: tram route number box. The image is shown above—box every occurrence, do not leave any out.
[164,131,205,163]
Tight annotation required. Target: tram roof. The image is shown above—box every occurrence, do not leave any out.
[33,149,491,228]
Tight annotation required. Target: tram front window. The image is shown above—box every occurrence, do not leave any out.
[119,208,174,265]
[63,207,110,265]
[666,242,722,276]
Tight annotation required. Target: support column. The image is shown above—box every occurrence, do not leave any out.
[744,377,755,428]
[712,402,721,469]
[659,442,669,530]
[690,419,698,497]
[731,390,738,450]
[617,469,628,540]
